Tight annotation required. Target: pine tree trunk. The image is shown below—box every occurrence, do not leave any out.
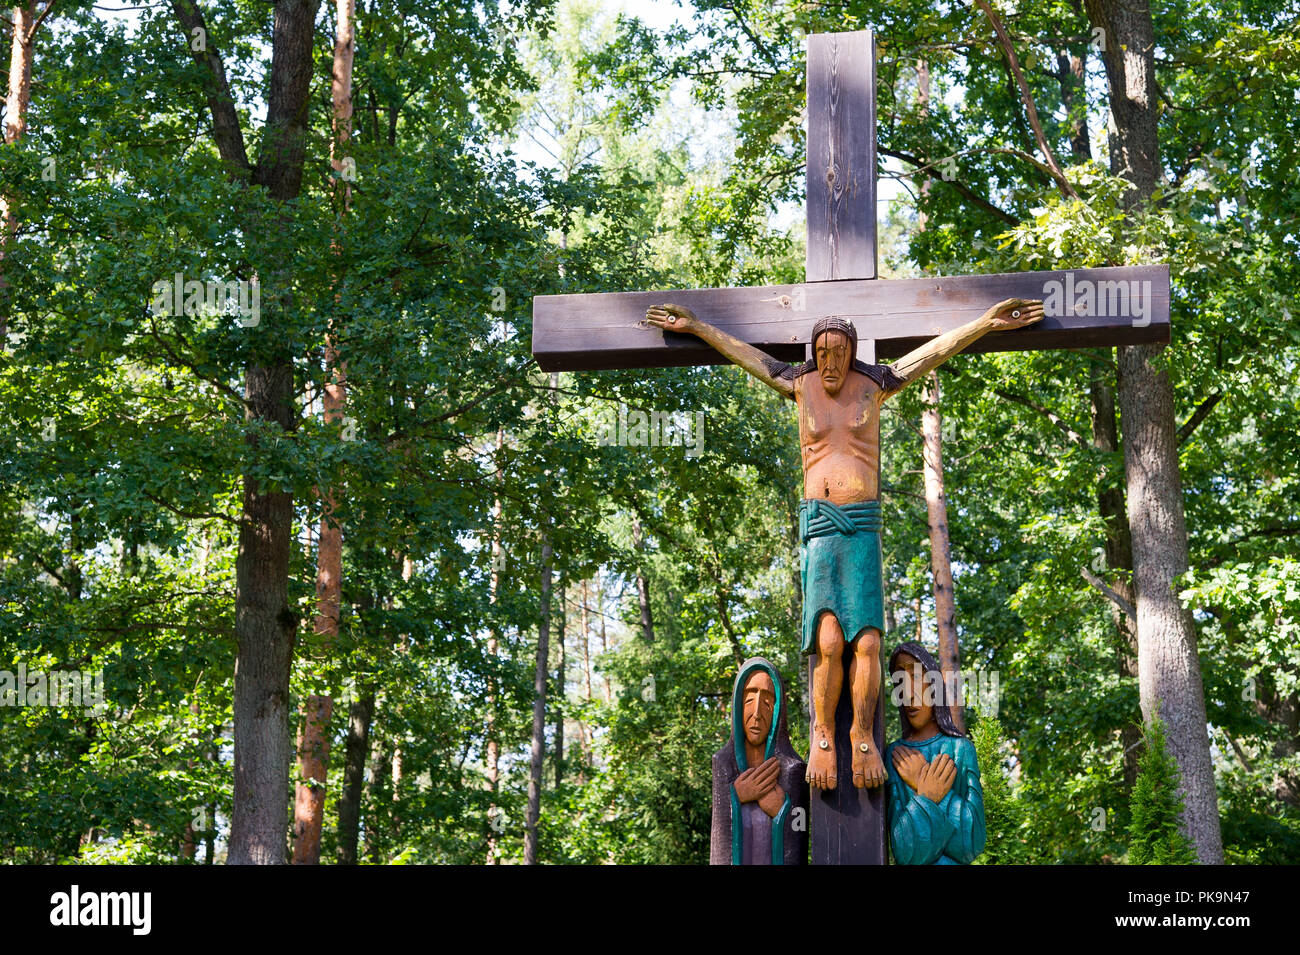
[484,430,505,864]
[1085,0,1223,862]
[553,583,565,788]
[524,529,554,864]
[632,517,655,643]
[291,0,354,866]
[1,2,43,342]
[921,372,963,732]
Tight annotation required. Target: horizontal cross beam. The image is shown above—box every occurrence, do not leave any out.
[531,265,1169,372]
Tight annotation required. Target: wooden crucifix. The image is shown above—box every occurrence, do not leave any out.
[531,30,1169,865]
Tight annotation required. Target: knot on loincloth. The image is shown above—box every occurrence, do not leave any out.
[799,499,883,541]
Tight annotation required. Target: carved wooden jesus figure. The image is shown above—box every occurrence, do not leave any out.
[645,298,1044,791]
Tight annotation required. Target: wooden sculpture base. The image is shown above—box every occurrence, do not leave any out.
[808,650,887,864]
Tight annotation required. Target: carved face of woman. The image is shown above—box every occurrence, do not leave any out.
[742,671,776,746]
[815,330,852,396]
[893,652,935,734]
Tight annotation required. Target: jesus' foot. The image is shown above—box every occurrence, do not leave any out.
[850,737,887,789]
[806,726,837,790]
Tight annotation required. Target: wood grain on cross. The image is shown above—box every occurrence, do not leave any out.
[531,30,1169,864]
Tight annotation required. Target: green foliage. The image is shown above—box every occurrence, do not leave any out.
[970,715,1028,864]
[1128,718,1198,865]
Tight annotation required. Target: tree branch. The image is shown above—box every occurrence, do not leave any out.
[170,0,251,176]
[146,315,251,409]
[994,388,1087,447]
[25,0,61,44]
[878,146,1018,225]
[973,0,1079,199]
[1081,566,1136,623]
[142,489,243,528]
[1177,391,1221,444]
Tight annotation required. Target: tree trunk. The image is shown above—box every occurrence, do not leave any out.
[1056,49,1091,162]
[336,687,374,864]
[291,0,354,867]
[3,5,34,142]
[1,2,40,342]
[598,584,611,703]
[229,363,298,865]
[364,734,388,863]
[524,528,554,864]
[1090,362,1142,788]
[227,0,321,866]
[553,583,565,788]
[581,579,592,702]
[921,372,963,732]
[1085,0,1222,862]
[484,429,505,865]
[631,517,655,642]
[916,67,963,726]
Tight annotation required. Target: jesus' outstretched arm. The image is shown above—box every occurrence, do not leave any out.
[880,297,1045,399]
[643,304,795,400]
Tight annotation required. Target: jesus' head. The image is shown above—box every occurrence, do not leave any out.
[812,316,857,396]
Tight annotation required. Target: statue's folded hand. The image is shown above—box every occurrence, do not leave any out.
[733,756,781,803]
[892,745,926,790]
[757,783,786,819]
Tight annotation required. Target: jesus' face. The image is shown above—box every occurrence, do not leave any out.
[815,330,852,396]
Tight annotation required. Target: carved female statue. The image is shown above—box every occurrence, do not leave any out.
[884,641,986,864]
[710,658,808,864]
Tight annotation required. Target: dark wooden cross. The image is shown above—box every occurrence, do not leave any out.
[532,30,1168,865]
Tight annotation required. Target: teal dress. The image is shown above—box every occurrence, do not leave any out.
[885,733,986,865]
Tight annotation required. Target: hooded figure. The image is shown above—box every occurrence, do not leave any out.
[710,657,809,864]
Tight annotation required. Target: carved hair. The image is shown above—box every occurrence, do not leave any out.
[811,316,858,361]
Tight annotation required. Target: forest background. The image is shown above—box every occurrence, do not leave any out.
[1,0,1298,864]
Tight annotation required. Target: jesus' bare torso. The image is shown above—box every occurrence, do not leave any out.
[797,363,882,504]
[642,299,1044,791]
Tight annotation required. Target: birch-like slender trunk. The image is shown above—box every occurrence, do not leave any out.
[524,525,554,863]
[921,372,963,733]
[1,3,39,342]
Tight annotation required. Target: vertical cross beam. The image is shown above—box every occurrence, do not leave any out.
[806,30,877,286]
[805,29,887,866]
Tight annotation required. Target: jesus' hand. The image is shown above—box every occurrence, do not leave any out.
[983,297,1045,330]
[644,303,699,334]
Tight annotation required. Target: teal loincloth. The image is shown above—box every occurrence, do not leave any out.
[800,499,885,654]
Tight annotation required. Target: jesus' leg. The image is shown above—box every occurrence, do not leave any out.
[807,611,844,790]
[848,628,886,788]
